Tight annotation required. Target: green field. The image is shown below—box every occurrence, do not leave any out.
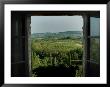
[31,37,83,77]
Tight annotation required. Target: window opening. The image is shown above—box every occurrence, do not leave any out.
[31,16,84,77]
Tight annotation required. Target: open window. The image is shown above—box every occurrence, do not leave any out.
[11,11,100,77]
[31,15,83,77]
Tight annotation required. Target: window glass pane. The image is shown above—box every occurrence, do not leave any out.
[90,38,100,63]
[90,17,100,36]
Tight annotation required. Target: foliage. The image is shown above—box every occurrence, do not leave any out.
[31,38,83,77]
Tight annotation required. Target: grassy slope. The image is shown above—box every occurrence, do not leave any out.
[31,38,83,77]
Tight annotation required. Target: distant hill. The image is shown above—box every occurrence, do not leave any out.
[31,31,83,39]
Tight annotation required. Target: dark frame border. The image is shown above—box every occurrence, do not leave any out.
[107,1,110,86]
[0,1,4,87]
[0,0,109,87]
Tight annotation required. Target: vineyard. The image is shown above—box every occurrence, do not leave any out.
[31,37,83,77]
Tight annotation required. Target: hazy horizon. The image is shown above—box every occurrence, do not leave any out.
[31,30,82,34]
[31,16,83,34]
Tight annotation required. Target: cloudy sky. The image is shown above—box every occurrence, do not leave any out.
[31,16,83,34]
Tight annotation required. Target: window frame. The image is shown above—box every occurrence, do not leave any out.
[11,11,100,77]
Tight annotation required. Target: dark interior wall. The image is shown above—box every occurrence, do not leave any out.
[11,11,100,16]
[85,62,100,77]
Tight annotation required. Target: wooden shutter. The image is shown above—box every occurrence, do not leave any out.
[11,12,31,77]
[83,13,100,77]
